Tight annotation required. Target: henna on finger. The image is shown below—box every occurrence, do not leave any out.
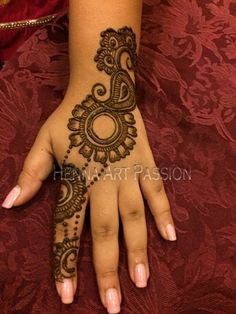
[53,27,138,282]
[53,164,87,282]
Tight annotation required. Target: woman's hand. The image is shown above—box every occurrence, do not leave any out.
[2,26,176,314]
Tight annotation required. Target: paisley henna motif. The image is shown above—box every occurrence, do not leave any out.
[67,27,138,165]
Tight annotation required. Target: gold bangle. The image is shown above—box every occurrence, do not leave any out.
[0,14,57,30]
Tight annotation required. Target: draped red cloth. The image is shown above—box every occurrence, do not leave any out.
[0,1,236,313]
[0,0,68,61]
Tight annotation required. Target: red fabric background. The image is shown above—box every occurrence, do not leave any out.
[0,0,68,61]
[0,1,236,313]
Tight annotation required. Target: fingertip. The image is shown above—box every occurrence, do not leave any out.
[153,218,176,242]
[60,279,74,304]
[134,263,147,288]
[2,185,21,209]
[165,224,177,241]
[105,288,121,314]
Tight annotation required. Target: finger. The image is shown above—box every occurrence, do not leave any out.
[2,126,54,208]
[53,163,88,304]
[119,180,149,288]
[140,165,177,241]
[90,180,121,314]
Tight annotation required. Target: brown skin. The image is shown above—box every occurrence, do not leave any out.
[8,1,176,312]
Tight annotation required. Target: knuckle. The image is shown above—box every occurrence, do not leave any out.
[153,208,170,219]
[122,208,144,221]
[54,220,73,233]
[98,268,117,279]
[93,224,117,239]
[20,166,38,183]
[145,180,164,198]
[130,247,147,256]
[153,179,164,193]
[21,166,34,179]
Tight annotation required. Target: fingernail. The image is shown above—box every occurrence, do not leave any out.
[166,224,177,241]
[61,279,74,304]
[134,263,147,288]
[2,185,21,209]
[105,288,120,314]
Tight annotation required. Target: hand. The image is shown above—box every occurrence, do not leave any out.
[2,27,176,314]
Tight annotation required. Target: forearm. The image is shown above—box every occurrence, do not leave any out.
[67,0,142,95]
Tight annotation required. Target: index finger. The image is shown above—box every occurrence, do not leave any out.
[53,163,88,303]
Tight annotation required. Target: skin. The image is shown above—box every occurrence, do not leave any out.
[3,1,177,313]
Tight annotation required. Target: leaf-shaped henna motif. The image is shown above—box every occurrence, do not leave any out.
[64,27,138,167]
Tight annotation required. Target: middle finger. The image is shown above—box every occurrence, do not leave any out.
[90,180,121,314]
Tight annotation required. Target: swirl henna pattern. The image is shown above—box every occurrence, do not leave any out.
[53,27,138,283]
[53,164,87,282]
[65,27,138,168]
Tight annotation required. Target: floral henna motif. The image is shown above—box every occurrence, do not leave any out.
[68,96,137,164]
[54,164,87,223]
[54,27,138,282]
[66,27,138,166]
[53,164,87,282]
[53,236,80,282]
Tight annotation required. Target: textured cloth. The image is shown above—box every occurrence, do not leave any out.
[0,1,236,313]
[0,0,68,62]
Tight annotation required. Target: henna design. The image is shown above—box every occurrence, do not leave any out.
[65,27,138,167]
[53,164,87,282]
[54,27,138,282]
[53,236,80,282]
[54,164,87,223]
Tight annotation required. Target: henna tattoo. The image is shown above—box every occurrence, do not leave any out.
[53,236,80,282]
[65,27,138,166]
[54,27,138,282]
[54,164,87,223]
[53,164,87,282]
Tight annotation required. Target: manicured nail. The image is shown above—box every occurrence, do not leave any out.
[134,263,147,288]
[166,224,177,241]
[2,185,21,209]
[105,288,120,314]
[61,279,74,304]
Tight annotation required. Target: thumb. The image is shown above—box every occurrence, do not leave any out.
[2,127,54,208]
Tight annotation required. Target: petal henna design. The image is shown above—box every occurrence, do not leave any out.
[54,164,87,223]
[68,97,136,164]
[53,164,87,282]
[96,27,137,73]
[66,27,138,166]
[53,236,80,282]
[55,27,138,283]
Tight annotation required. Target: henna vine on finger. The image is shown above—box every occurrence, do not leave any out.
[53,27,138,282]
[53,164,87,282]
[62,27,138,187]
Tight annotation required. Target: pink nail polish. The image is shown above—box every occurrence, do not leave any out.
[134,263,147,288]
[61,279,74,304]
[105,288,120,314]
[166,224,177,241]
[2,186,21,209]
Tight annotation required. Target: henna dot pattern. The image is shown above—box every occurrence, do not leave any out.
[53,164,87,282]
[54,164,87,223]
[54,27,138,282]
[66,27,138,166]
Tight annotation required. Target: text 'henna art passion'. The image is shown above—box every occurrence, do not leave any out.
[53,27,138,283]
